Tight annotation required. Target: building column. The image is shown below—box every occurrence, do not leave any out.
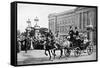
[81,12,84,30]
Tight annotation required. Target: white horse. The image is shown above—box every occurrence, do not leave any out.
[51,36,71,59]
[62,39,71,48]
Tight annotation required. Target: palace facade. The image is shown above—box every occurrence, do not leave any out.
[48,7,97,44]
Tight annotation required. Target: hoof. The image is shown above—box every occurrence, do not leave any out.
[53,56,56,59]
[49,58,52,60]
[84,52,86,53]
[54,54,56,56]
[25,51,27,53]
[59,56,61,59]
[49,59,53,61]
[52,53,56,56]
[45,53,48,56]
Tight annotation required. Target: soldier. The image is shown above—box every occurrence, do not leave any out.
[68,26,74,43]
[73,27,79,46]
[74,27,79,37]
[83,35,89,45]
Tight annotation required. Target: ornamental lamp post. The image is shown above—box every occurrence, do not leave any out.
[34,16,40,29]
[34,16,39,22]
[27,19,31,27]
[34,16,39,27]
[26,19,32,37]
[34,17,40,39]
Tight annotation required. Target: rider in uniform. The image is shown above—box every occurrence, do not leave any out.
[73,27,80,47]
[74,27,79,37]
[68,26,74,43]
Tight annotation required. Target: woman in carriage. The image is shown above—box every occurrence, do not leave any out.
[81,34,90,48]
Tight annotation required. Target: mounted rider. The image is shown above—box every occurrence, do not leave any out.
[74,27,79,38]
[68,26,74,43]
[73,27,80,46]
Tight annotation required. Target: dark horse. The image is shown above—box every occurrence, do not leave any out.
[43,32,64,60]
[43,34,53,60]
[51,42,63,59]
[42,31,59,60]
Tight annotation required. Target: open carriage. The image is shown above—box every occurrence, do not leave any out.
[64,38,94,57]
[17,25,94,60]
[64,26,94,57]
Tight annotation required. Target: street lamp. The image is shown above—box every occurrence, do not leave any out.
[27,19,31,27]
[34,16,39,23]
[26,19,32,37]
[34,16,40,29]
[34,16,40,39]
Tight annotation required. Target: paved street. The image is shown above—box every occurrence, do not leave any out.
[17,48,96,65]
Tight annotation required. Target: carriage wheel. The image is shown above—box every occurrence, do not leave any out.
[64,48,70,57]
[74,47,81,57]
[87,45,93,55]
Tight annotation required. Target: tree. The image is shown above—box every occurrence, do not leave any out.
[29,29,35,37]
[39,28,48,35]
[21,32,27,37]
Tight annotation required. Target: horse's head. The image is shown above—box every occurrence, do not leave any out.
[65,35,70,40]
[62,39,71,48]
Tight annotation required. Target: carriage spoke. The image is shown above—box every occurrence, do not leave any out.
[74,47,81,57]
[64,48,70,57]
[87,45,93,55]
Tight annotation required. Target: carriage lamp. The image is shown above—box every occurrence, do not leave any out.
[86,25,94,32]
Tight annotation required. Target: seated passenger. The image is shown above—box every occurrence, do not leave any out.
[83,36,89,45]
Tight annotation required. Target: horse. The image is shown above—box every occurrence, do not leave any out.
[40,31,60,60]
[51,35,71,59]
[30,32,54,60]
[42,36,55,60]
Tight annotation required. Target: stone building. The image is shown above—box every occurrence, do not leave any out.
[48,7,97,44]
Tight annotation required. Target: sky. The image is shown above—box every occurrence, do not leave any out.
[17,3,76,32]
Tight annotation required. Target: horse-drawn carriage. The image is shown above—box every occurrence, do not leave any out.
[63,34,94,57]
[17,29,94,60]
